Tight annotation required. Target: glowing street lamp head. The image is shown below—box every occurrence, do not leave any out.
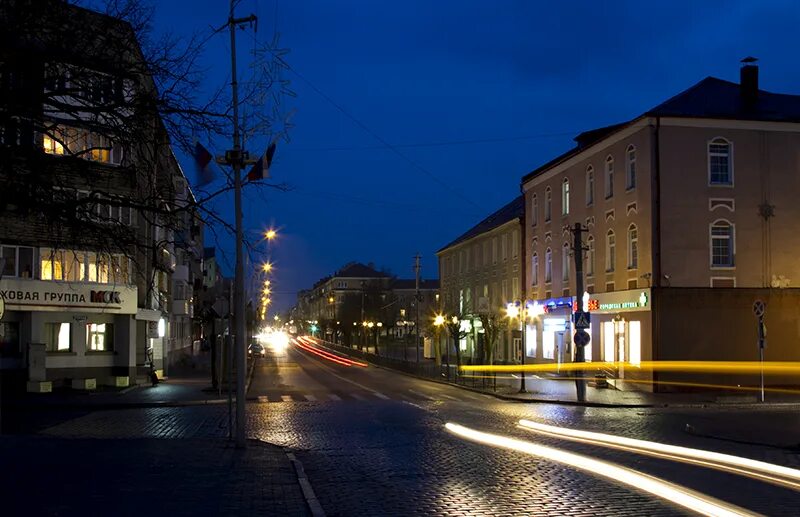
[434,314,445,326]
[328,296,335,304]
[506,303,520,319]
[262,263,273,273]
[265,229,277,240]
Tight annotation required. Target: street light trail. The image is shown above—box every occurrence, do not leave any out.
[444,423,756,517]
[304,337,369,367]
[293,338,355,367]
[518,420,800,492]
[461,361,800,376]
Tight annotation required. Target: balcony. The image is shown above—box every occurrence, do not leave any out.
[172,299,193,317]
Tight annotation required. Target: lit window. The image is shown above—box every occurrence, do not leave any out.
[543,330,555,360]
[605,156,614,199]
[711,220,734,267]
[603,321,615,362]
[629,321,641,366]
[626,145,636,190]
[45,322,71,352]
[561,178,570,215]
[606,230,615,272]
[525,323,536,358]
[87,323,114,351]
[544,187,552,222]
[586,166,594,206]
[709,138,732,185]
[42,133,65,155]
[627,224,638,269]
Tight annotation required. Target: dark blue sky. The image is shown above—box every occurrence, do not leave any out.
[151,0,800,313]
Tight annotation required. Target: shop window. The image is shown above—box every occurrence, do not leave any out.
[542,330,555,360]
[525,323,536,358]
[87,323,114,351]
[0,322,21,356]
[629,321,641,366]
[602,322,615,362]
[44,322,71,352]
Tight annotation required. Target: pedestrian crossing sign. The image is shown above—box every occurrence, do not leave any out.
[573,311,591,329]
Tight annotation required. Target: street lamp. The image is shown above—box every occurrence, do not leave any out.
[265,229,277,241]
[506,301,531,394]
[262,262,273,273]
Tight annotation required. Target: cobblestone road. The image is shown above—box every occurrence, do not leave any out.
[20,341,800,516]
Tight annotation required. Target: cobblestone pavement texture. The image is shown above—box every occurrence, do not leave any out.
[0,435,310,517]
[5,341,800,516]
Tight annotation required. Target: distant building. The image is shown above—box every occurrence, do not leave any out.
[522,60,800,389]
[437,196,524,364]
[388,278,439,340]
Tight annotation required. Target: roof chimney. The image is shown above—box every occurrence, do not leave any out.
[740,56,759,108]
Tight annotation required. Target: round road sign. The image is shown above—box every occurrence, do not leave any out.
[574,329,590,347]
[753,300,766,318]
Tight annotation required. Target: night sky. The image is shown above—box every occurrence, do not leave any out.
[148,0,800,313]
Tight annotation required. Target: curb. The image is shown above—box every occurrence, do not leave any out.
[286,449,326,517]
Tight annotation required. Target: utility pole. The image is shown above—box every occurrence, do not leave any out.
[571,222,589,402]
[414,254,421,363]
[220,1,257,449]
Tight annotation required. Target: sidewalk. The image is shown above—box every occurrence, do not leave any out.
[1,435,311,517]
[1,359,255,410]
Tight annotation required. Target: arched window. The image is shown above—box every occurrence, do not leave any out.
[606,230,616,272]
[561,178,570,215]
[562,242,570,281]
[627,224,638,269]
[544,187,552,222]
[626,145,636,190]
[586,166,594,206]
[586,235,595,277]
[545,248,552,283]
[532,252,539,286]
[531,194,538,226]
[605,156,614,199]
[708,137,733,185]
[710,220,735,267]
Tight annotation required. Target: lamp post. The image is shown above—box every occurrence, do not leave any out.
[433,314,448,380]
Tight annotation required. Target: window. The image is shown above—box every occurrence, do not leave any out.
[483,241,489,266]
[626,145,636,190]
[586,236,595,277]
[605,156,614,199]
[0,322,21,357]
[41,125,123,165]
[44,322,71,352]
[512,230,518,258]
[501,234,508,262]
[542,330,555,360]
[525,323,536,358]
[545,248,552,283]
[512,276,519,300]
[474,244,480,268]
[532,253,539,286]
[40,249,128,284]
[709,138,732,185]
[532,194,539,226]
[492,237,498,264]
[629,321,641,366]
[501,279,508,303]
[586,166,594,206]
[544,187,552,222]
[87,323,114,351]
[606,230,616,272]
[562,242,570,281]
[561,178,570,215]
[0,245,34,278]
[710,220,735,267]
[627,224,638,269]
[458,250,464,273]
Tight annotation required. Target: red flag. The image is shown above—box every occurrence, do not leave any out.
[193,142,214,186]
[247,141,276,181]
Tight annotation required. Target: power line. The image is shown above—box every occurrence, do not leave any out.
[287,132,575,152]
[265,53,484,211]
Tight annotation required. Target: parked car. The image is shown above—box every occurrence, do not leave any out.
[248,343,266,358]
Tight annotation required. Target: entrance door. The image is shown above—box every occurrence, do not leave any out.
[512,337,522,363]
[616,320,627,379]
[556,332,565,366]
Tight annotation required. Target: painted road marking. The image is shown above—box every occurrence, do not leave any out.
[305,394,317,402]
[372,391,390,400]
[328,394,342,401]
[281,395,293,402]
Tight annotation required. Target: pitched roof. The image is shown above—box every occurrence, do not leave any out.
[438,196,524,253]
[392,279,440,290]
[522,74,800,183]
[334,262,389,278]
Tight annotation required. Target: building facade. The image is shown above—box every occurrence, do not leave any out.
[522,62,800,390]
[0,1,194,390]
[437,197,524,364]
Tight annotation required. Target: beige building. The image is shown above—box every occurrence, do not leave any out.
[437,196,524,364]
[522,61,800,390]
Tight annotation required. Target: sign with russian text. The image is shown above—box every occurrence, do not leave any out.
[0,279,137,314]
